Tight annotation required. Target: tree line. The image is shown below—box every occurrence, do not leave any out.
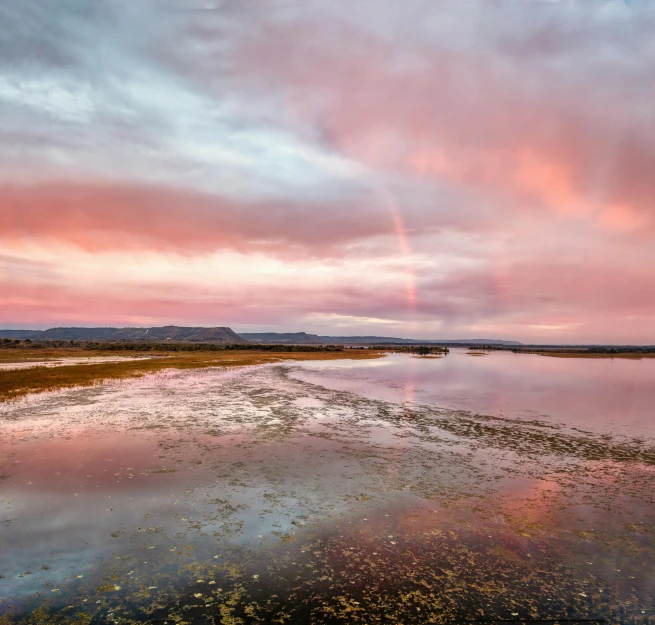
[0,338,346,352]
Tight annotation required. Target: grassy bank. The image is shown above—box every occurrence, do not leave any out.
[0,349,384,402]
[537,351,655,359]
[467,346,655,359]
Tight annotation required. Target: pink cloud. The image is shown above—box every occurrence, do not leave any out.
[0,181,400,256]
[2,2,655,341]
[235,18,655,234]
[4,242,655,343]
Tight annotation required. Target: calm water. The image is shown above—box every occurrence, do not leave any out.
[1,352,654,624]
[294,350,655,437]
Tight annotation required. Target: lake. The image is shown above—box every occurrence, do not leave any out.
[1,350,654,624]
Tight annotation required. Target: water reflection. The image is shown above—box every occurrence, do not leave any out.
[0,355,654,623]
[294,350,655,437]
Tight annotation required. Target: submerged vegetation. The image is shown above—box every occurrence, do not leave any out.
[2,357,654,624]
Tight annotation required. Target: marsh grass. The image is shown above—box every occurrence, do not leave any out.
[0,348,128,362]
[0,349,383,402]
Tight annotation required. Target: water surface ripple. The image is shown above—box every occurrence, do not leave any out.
[1,352,653,624]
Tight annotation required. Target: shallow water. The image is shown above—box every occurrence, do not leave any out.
[1,353,654,624]
[293,350,655,437]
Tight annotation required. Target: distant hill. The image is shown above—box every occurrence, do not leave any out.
[238,332,521,346]
[0,330,40,339]
[0,326,248,344]
[319,336,522,346]
[1,326,521,346]
[239,332,324,344]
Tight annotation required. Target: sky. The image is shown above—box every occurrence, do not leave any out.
[1,0,654,343]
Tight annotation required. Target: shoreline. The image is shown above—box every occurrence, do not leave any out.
[0,348,385,402]
[537,351,655,359]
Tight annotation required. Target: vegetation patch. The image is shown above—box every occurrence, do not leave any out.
[0,348,383,402]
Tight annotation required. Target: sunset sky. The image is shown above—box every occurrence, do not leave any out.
[1,0,654,343]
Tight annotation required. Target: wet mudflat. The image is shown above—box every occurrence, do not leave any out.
[1,352,654,624]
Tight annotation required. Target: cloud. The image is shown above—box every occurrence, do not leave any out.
[0,181,393,255]
[2,1,655,340]
[227,2,655,233]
